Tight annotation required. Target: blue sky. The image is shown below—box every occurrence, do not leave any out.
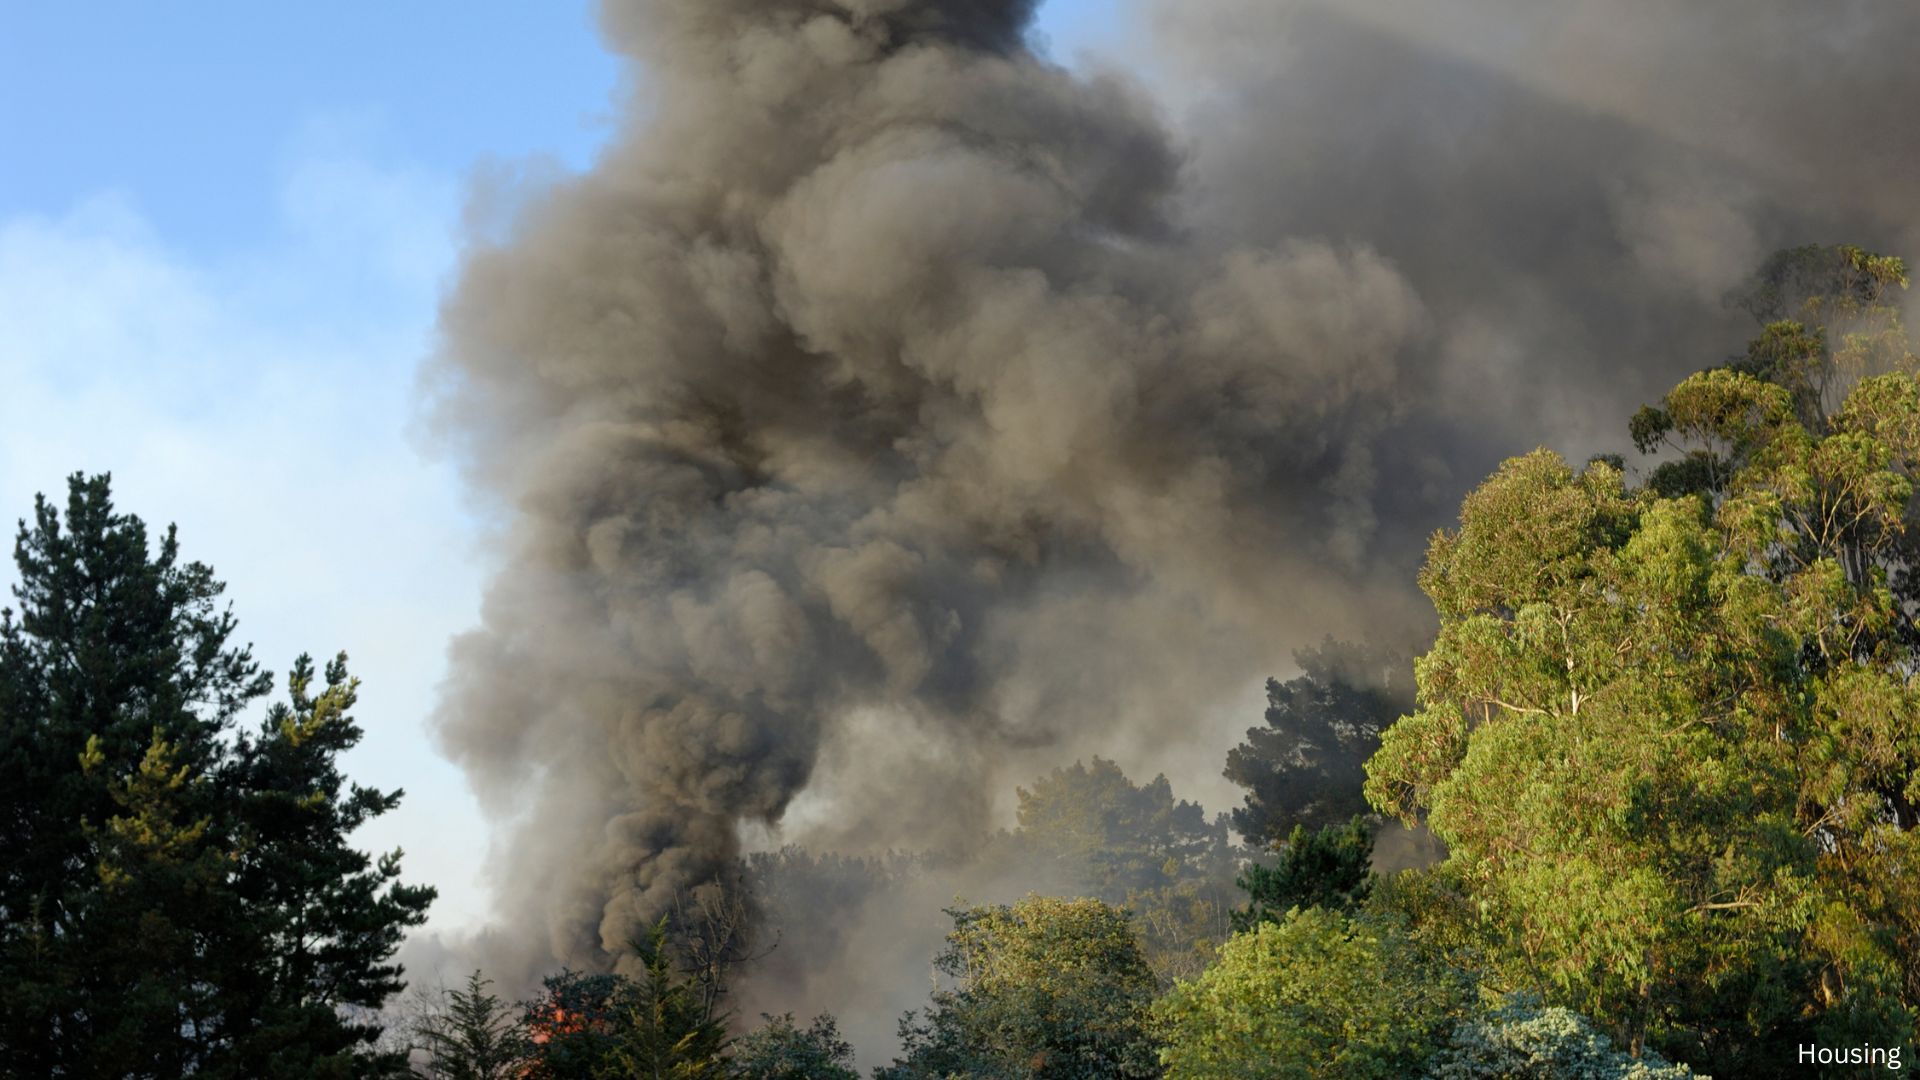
[0,1,1115,939]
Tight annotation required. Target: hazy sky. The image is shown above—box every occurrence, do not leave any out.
[0,0,1110,937]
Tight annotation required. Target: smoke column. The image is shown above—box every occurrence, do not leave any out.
[426,0,1920,1002]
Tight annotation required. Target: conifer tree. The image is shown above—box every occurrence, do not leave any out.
[416,971,533,1080]
[0,473,433,1075]
[600,918,730,1080]
[1232,815,1374,930]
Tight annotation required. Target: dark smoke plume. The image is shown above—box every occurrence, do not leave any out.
[425,0,1920,1011]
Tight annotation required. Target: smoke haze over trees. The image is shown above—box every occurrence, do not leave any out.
[414,0,1920,1057]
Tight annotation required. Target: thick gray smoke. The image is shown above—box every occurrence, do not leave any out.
[425,0,1920,1016]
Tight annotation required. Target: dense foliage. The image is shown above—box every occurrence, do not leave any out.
[1154,907,1467,1079]
[1423,995,1703,1080]
[0,474,433,1076]
[1368,245,1920,1073]
[881,896,1164,1079]
[1231,816,1373,931]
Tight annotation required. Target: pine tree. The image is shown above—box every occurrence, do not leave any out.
[600,918,729,1080]
[1232,815,1375,931]
[1,473,271,1074]
[205,651,436,1076]
[1222,639,1411,847]
[0,473,433,1075]
[416,970,534,1080]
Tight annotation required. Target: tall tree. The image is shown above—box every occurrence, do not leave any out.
[0,473,433,1075]
[207,652,437,1076]
[1222,639,1411,848]
[1366,251,1920,1070]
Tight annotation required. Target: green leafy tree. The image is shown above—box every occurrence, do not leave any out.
[1715,242,1914,438]
[1231,815,1374,931]
[0,473,433,1076]
[1223,639,1411,847]
[1366,252,1920,1071]
[726,1013,858,1080]
[1423,994,1703,1080]
[1637,245,1917,489]
[881,895,1163,1079]
[1153,908,1468,1080]
[414,970,533,1080]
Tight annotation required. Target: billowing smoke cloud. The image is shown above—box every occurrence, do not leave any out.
[424,0,1920,1013]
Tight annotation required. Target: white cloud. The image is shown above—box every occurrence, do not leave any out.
[0,129,495,935]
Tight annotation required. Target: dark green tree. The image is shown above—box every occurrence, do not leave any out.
[0,473,433,1076]
[206,652,437,1076]
[1223,639,1411,847]
[1231,815,1374,931]
[0,474,260,1073]
[414,970,533,1080]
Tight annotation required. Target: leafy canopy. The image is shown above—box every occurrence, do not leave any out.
[881,895,1163,1079]
[1153,908,1467,1080]
[1367,245,1920,1074]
